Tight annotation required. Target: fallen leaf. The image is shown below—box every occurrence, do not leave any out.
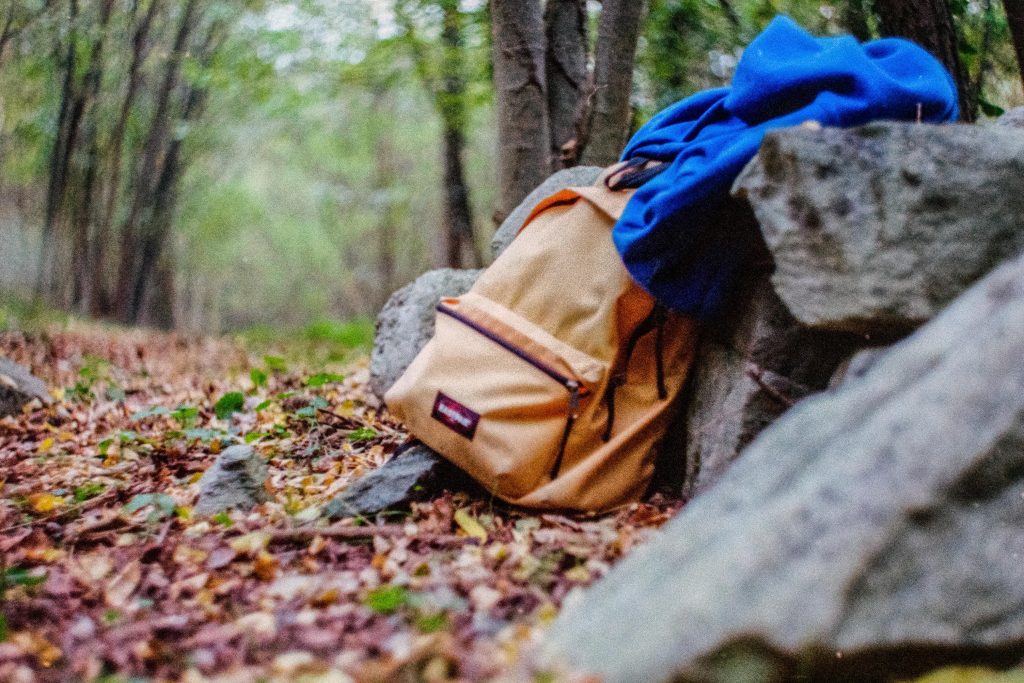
[454,508,487,542]
[105,560,141,608]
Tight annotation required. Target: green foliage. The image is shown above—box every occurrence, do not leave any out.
[347,426,379,442]
[124,493,177,522]
[74,482,106,502]
[364,584,411,614]
[213,391,246,420]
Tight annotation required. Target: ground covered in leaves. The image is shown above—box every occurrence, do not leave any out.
[0,322,681,682]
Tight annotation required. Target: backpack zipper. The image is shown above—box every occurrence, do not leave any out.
[602,303,668,441]
[436,303,585,478]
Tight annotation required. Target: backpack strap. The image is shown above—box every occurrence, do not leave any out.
[516,172,635,240]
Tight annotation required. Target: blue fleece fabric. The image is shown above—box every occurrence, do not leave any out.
[614,16,959,320]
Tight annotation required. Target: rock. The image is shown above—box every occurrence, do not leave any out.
[194,445,269,516]
[996,106,1024,129]
[0,357,51,416]
[679,272,862,497]
[546,250,1024,682]
[322,442,469,519]
[368,268,482,401]
[733,122,1024,335]
[490,166,603,259]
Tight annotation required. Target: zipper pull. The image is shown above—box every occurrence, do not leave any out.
[567,380,581,417]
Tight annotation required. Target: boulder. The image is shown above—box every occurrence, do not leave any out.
[733,122,1024,335]
[679,272,862,497]
[368,268,482,401]
[0,357,51,416]
[194,445,270,516]
[490,166,603,259]
[546,250,1024,682]
[323,442,469,519]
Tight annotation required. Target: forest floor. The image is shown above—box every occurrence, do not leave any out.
[0,321,680,683]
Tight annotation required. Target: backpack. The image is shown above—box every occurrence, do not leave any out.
[384,167,698,512]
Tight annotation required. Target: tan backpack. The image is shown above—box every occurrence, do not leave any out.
[385,168,698,512]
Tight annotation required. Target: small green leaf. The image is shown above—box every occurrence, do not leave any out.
[364,585,410,614]
[124,493,176,518]
[250,368,268,388]
[0,614,7,642]
[348,427,378,442]
[263,355,288,373]
[244,431,265,444]
[305,372,345,387]
[211,511,233,527]
[3,567,48,588]
[213,391,245,420]
[73,482,106,502]
[97,438,113,455]
[415,612,449,633]
[184,428,223,443]
[978,97,1005,118]
[254,399,273,411]
[131,406,170,421]
[170,405,199,428]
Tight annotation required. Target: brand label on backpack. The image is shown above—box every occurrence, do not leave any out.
[431,392,479,440]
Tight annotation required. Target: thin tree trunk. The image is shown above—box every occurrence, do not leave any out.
[36,0,79,301]
[842,0,873,41]
[490,0,549,224]
[93,0,159,316]
[128,17,222,325]
[875,0,973,121]
[1004,0,1024,92]
[580,0,647,166]
[71,0,114,312]
[115,0,199,321]
[544,0,587,170]
[439,0,480,268]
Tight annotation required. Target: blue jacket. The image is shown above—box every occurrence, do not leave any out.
[614,16,959,320]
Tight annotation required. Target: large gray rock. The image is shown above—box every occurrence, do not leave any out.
[996,106,1024,129]
[490,166,603,259]
[368,268,482,401]
[194,445,269,516]
[323,442,468,519]
[0,357,51,416]
[680,273,862,497]
[546,250,1024,682]
[733,122,1024,335]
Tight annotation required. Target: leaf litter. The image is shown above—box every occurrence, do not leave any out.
[0,322,682,682]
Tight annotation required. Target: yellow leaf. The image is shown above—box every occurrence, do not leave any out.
[36,437,54,454]
[57,431,75,442]
[454,508,487,542]
[903,667,1024,683]
[28,493,64,513]
[229,531,271,556]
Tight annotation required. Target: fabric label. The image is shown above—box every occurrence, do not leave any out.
[431,392,479,440]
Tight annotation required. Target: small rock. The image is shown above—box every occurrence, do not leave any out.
[733,122,1024,335]
[490,166,603,259]
[0,357,52,417]
[193,445,269,516]
[323,442,468,519]
[368,268,482,401]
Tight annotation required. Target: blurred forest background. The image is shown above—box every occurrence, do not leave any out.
[1,0,1022,339]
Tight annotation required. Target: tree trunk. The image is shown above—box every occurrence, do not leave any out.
[36,0,80,302]
[544,0,587,170]
[842,0,873,41]
[1004,0,1024,92]
[490,0,549,224]
[93,0,159,316]
[438,0,480,269]
[115,0,199,322]
[71,0,114,313]
[875,0,973,121]
[580,0,647,166]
